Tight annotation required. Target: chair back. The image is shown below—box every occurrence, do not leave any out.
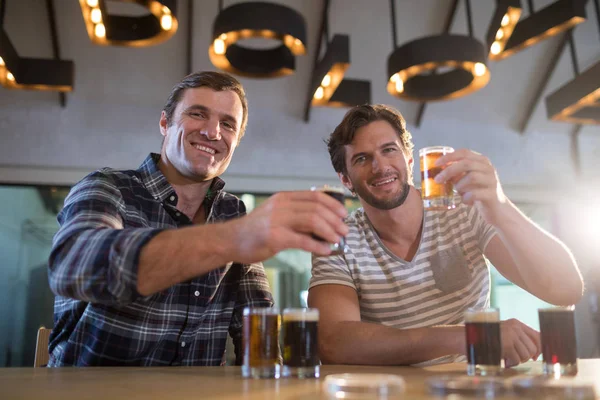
[34,326,52,367]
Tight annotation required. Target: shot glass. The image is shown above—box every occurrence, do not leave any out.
[242,307,281,379]
[282,308,320,378]
[310,185,348,255]
[465,308,502,376]
[419,146,457,211]
[539,306,578,377]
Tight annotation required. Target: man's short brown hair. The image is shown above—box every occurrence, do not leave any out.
[326,104,414,175]
[162,71,249,141]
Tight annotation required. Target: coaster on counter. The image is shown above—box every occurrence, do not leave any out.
[323,373,406,399]
[426,375,509,397]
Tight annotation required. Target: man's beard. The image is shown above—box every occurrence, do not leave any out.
[353,176,411,210]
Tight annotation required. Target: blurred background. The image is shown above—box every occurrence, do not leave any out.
[0,0,598,367]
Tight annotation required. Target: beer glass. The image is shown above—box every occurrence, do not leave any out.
[465,308,502,376]
[419,146,457,211]
[311,185,348,255]
[539,306,578,377]
[282,308,320,378]
[242,307,281,379]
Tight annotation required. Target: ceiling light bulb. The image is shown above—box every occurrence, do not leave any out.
[219,33,227,40]
[294,38,302,46]
[162,6,170,14]
[501,14,510,26]
[390,73,399,83]
[0,57,4,66]
[214,39,226,55]
[7,71,15,81]
[321,74,331,87]
[90,8,102,24]
[86,0,98,7]
[395,79,404,93]
[496,29,504,40]
[314,86,324,100]
[490,41,501,55]
[94,23,106,38]
[161,14,173,30]
[474,62,486,77]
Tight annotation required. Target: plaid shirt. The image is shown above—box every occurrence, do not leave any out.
[47,153,273,367]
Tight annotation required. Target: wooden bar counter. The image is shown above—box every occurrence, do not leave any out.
[2,360,599,399]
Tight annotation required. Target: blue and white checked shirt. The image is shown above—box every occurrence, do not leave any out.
[47,153,273,366]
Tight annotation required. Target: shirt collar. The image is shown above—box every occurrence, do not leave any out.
[137,153,226,205]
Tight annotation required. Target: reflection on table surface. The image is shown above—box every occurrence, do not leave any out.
[1,359,599,399]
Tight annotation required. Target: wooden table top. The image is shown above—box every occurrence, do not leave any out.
[1,359,599,399]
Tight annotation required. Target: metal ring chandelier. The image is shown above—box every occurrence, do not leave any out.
[387,34,490,102]
[79,0,178,47]
[209,2,307,78]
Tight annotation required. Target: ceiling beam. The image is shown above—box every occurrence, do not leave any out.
[304,0,330,122]
[415,0,460,128]
[45,0,66,107]
[517,31,570,134]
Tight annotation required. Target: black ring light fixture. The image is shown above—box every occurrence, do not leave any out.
[209,2,307,78]
[386,0,490,102]
[387,34,490,102]
[79,0,178,47]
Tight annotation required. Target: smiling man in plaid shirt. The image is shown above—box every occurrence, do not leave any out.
[47,71,348,367]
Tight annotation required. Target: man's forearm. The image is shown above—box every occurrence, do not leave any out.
[320,321,465,365]
[493,201,583,305]
[137,222,234,296]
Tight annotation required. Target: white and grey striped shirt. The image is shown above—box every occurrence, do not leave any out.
[310,203,497,364]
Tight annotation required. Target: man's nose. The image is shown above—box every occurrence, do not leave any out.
[202,119,221,140]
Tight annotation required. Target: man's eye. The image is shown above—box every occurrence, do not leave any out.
[222,121,234,130]
[190,112,206,118]
[383,147,396,153]
[354,156,366,164]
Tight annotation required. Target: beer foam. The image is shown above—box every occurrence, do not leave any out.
[539,306,575,313]
[283,309,319,321]
[465,309,499,323]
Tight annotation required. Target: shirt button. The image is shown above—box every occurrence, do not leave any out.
[181,341,186,347]
[169,195,176,202]
[194,291,200,297]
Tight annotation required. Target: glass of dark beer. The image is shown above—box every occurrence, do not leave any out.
[419,146,457,211]
[539,306,578,377]
[242,307,281,379]
[465,308,502,376]
[310,185,348,255]
[282,308,320,378]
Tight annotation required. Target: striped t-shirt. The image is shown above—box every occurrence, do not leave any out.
[310,203,497,363]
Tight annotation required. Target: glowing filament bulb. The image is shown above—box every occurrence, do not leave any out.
[490,41,501,55]
[395,79,404,93]
[86,0,98,7]
[214,39,226,55]
[294,38,302,46]
[0,57,4,66]
[501,14,510,26]
[496,29,504,40]
[7,71,15,81]
[161,14,173,30]
[474,62,486,77]
[162,6,170,14]
[314,86,324,100]
[95,23,106,38]
[321,74,331,87]
[90,8,102,24]
[390,73,399,83]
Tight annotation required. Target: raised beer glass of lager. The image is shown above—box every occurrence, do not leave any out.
[242,307,281,379]
[539,306,578,377]
[282,308,320,378]
[310,185,348,255]
[419,146,457,211]
[465,308,502,376]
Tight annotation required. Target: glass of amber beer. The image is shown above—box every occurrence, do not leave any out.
[539,306,578,377]
[465,308,502,376]
[242,307,281,379]
[419,146,457,210]
[310,185,348,255]
[282,308,320,378]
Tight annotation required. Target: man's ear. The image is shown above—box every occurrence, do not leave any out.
[159,111,169,137]
[339,172,353,193]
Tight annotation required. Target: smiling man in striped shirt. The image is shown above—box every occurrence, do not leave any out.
[309,104,583,368]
